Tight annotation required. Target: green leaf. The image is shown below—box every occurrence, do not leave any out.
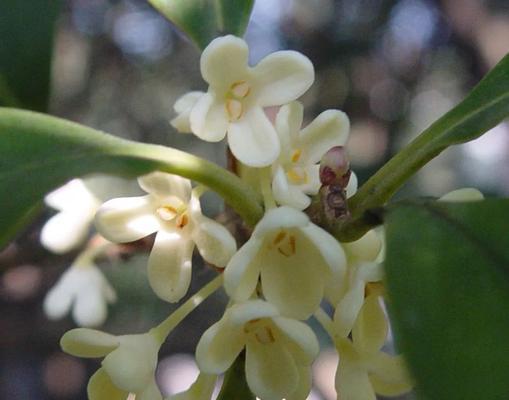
[384,199,509,400]
[217,352,255,400]
[0,0,61,111]
[0,107,263,248]
[334,54,509,242]
[148,0,254,49]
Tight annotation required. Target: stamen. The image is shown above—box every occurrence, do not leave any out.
[273,230,287,245]
[277,247,292,257]
[289,235,296,254]
[230,81,250,98]
[176,213,189,229]
[255,326,275,344]
[156,206,178,221]
[291,149,302,163]
[287,168,308,185]
[226,99,243,121]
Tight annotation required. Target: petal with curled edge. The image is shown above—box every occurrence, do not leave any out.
[272,316,319,365]
[272,166,311,210]
[171,91,204,133]
[148,229,194,303]
[195,316,245,374]
[245,339,299,400]
[190,92,229,142]
[87,368,128,400]
[60,328,119,358]
[228,300,280,327]
[298,109,350,164]
[253,51,314,107]
[102,334,159,393]
[95,195,160,243]
[200,35,249,89]
[227,107,280,168]
[138,171,192,202]
[252,206,309,238]
[352,295,388,355]
[223,237,263,302]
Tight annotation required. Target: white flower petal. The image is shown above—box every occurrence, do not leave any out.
[223,238,263,302]
[191,210,237,268]
[171,91,204,133]
[102,334,159,393]
[138,172,192,202]
[200,35,249,88]
[369,353,412,394]
[95,196,159,243]
[298,164,321,194]
[88,368,128,400]
[253,51,314,107]
[272,317,319,364]
[345,171,358,198]
[343,230,382,263]
[195,318,245,374]
[299,109,350,164]
[190,92,229,142]
[73,289,108,327]
[229,300,280,326]
[275,102,304,161]
[168,373,217,400]
[41,211,93,254]
[253,206,309,238]
[272,166,311,210]
[227,107,280,167]
[147,229,194,303]
[352,295,388,355]
[333,281,366,338]
[45,179,99,211]
[43,279,74,321]
[335,359,376,400]
[137,379,163,400]
[245,340,299,400]
[260,246,325,319]
[61,328,119,358]
[439,187,484,202]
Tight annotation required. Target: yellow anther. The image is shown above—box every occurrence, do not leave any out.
[291,149,302,163]
[255,326,275,344]
[287,168,308,185]
[272,230,287,245]
[176,213,189,229]
[230,81,250,98]
[226,99,243,121]
[156,205,178,221]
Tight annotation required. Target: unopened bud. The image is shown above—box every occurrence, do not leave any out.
[319,146,351,187]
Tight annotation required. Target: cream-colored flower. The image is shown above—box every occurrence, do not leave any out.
[190,35,314,167]
[224,206,346,320]
[326,230,384,338]
[439,187,484,202]
[61,328,162,400]
[166,373,216,400]
[41,179,100,254]
[171,91,205,133]
[196,300,319,400]
[44,260,116,327]
[272,101,351,210]
[335,296,412,400]
[95,172,236,302]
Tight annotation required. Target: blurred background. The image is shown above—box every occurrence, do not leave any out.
[1,0,508,398]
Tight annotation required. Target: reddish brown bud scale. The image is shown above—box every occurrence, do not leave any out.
[319,146,351,188]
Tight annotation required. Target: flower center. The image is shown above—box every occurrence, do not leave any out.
[291,148,302,163]
[286,167,308,185]
[244,319,276,344]
[156,203,189,229]
[269,230,297,257]
[225,80,251,122]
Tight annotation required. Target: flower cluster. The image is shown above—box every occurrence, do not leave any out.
[44,35,418,400]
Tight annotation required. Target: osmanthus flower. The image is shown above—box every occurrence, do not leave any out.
[325,230,384,338]
[44,259,116,327]
[95,171,237,302]
[195,300,319,400]
[41,179,100,254]
[335,295,413,400]
[171,91,205,133]
[272,101,351,210]
[439,187,484,202]
[61,328,162,400]
[224,206,346,320]
[189,35,314,167]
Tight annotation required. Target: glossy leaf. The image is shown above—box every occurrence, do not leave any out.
[384,199,509,400]
[0,107,263,248]
[335,54,509,242]
[148,0,254,49]
[0,0,61,111]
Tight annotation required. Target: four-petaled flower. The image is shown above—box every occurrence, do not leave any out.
[272,101,351,210]
[171,91,205,133]
[196,300,319,400]
[335,295,413,400]
[189,35,314,167]
[95,171,236,302]
[44,259,116,327]
[61,328,162,400]
[224,206,346,319]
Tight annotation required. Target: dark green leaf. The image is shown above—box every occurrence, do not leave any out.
[0,0,61,111]
[217,352,255,400]
[148,0,254,49]
[0,107,263,248]
[384,199,509,400]
[337,54,509,242]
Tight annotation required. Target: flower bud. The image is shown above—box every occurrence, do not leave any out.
[319,146,351,187]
